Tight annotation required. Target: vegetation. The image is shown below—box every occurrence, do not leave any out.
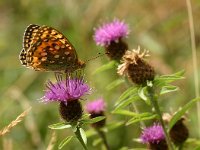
[0,0,200,149]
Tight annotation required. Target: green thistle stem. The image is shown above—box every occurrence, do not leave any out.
[147,85,174,150]
[96,129,110,150]
[74,126,88,150]
[178,144,183,150]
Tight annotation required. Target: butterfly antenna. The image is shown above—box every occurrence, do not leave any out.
[85,52,109,63]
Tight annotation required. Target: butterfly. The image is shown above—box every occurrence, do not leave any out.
[19,24,85,72]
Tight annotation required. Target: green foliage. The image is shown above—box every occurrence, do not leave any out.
[93,61,117,75]
[160,85,179,95]
[101,121,124,132]
[1,0,200,149]
[112,70,189,130]
[112,110,140,116]
[184,138,200,150]
[48,122,71,130]
[106,79,125,90]
[113,109,158,126]
[126,113,157,126]
[113,96,140,111]
[154,70,185,87]
[138,86,150,105]
[81,116,106,125]
[79,128,87,145]
[86,121,124,138]
[115,87,138,105]
[58,136,74,149]
[168,97,200,130]
[92,138,102,146]
[120,148,146,150]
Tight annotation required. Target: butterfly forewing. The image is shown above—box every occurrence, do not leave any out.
[19,24,84,72]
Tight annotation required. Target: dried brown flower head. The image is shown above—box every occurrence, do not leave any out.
[118,47,155,85]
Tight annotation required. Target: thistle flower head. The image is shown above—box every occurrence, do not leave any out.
[42,76,91,103]
[118,47,155,85]
[117,47,150,76]
[94,19,129,46]
[85,98,106,114]
[85,98,106,128]
[140,123,165,144]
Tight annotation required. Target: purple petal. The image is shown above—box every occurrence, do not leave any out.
[94,19,129,46]
[140,123,165,144]
[86,98,106,114]
[42,77,91,103]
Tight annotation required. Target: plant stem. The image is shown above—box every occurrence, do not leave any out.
[178,144,183,150]
[74,126,88,150]
[186,0,200,138]
[147,86,174,150]
[96,129,110,150]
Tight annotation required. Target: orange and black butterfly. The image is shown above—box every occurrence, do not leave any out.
[19,24,85,72]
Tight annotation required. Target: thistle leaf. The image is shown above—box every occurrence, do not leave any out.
[58,136,73,149]
[168,97,200,130]
[80,128,87,144]
[93,61,117,75]
[48,122,71,130]
[81,116,106,125]
[126,113,157,126]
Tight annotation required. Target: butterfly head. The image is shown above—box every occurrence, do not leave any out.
[78,60,86,69]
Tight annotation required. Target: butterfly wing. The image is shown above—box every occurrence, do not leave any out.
[20,25,82,72]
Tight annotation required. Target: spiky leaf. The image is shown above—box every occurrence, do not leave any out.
[80,128,87,144]
[126,113,157,126]
[160,85,179,95]
[106,79,125,90]
[168,97,200,130]
[114,96,139,111]
[138,86,150,105]
[58,136,73,149]
[81,116,106,124]
[112,109,139,116]
[115,87,138,105]
[154,70,185,86]
[48,122,71,130]
[93,61,116,75]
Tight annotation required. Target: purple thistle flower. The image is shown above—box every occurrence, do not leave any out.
[42,77,91,103]
[94,19,129,46]
[140,123,165,144]
[85,98,106,114]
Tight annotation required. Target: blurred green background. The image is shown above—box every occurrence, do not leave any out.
[0,0,200,149]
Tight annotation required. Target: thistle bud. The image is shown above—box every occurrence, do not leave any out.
[163,113,189,146]
[85,98,106,128]
[169,118,189,146]
[59,101,83,122]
